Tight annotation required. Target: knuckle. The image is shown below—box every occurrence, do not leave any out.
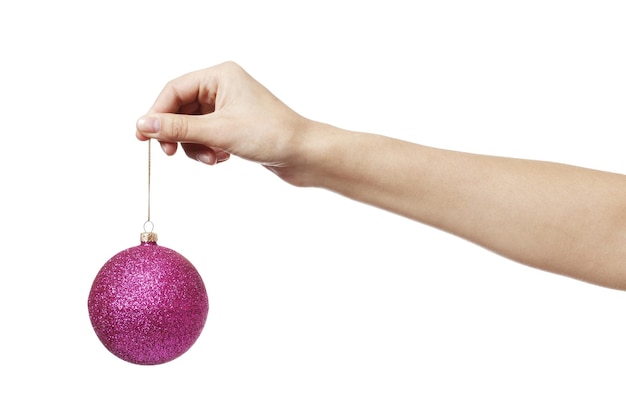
[168,117,188,141]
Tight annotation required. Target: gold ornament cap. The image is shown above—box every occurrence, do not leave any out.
[140,231,158,243]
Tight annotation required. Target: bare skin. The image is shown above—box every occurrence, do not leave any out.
[137,61,626,290]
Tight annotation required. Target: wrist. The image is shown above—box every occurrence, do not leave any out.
[286,119,349,188]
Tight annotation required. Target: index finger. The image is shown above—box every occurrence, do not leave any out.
[148,67,220,115]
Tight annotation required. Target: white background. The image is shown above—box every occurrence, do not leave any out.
[1,1,625,415]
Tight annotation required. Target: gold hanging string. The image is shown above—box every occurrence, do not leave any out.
[147,138,152,224]
[142,139,156,241]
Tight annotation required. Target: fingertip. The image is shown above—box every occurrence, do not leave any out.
[160,141,178,155]
[215,150,231,164]
[196,151,216,165]
[136,131,150,141]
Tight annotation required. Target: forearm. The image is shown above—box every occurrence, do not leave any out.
[303,122,626,289]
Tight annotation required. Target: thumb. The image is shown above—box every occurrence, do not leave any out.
[136,113,216,146]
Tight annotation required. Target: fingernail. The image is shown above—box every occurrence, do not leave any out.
[137,116,161,134]
[160,141,176,155]
[196,153,214,165]
[215,151,231,164]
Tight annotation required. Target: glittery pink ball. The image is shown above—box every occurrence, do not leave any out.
[88,241,208,365]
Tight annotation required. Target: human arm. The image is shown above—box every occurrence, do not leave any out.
[307,125,626,289]
[136,61,626,290]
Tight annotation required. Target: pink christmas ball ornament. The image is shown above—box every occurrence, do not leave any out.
[88,232,208,365]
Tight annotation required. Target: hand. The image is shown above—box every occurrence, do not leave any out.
[136,61,314,185]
